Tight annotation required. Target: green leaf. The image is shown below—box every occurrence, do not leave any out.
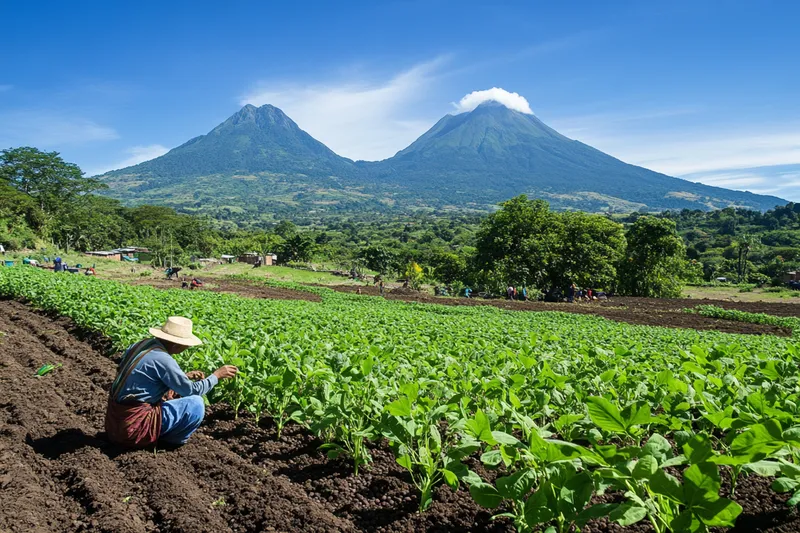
[496,468,536,500]
[360,355,374,376]
[682,434,715,464]
[442,468,459,490]
[480,449,503,466]
[622,401,652,427]
[609,503,648,526]
[730,419,784,459]
[632,455,658,480]
[396,454,413,470]
[491,431,520,446]
[586,396,627,434]
[523,488,554,526]
[386,397,412,417]
[693,497,742,527]
[466,410,494,443]
[650,469,683,503]
[575,503,616,526]
[683,463,721,507]
[772,477,799,493]
[744,460,782,477]
[469,482,503,509]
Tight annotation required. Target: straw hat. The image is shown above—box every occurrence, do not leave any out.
[149,316,202,347]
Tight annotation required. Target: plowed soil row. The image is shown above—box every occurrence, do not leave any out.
[131,277,320,302]
[0,300,798,532]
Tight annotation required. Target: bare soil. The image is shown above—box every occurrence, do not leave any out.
[329,286,795,337]
[130,277,320,302]
[0,300,798,532]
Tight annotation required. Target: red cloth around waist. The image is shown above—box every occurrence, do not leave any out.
[105,397,162,448]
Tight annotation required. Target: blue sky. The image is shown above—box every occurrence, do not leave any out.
[2,0,799,202]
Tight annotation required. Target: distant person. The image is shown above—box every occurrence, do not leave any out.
[507,286,514,300]
[356,287,362,295]
[84,266,96,276]
[379,280,385,297]
[54,256,63,273]
[568,283,576,303]
[521,286,528,301]
[464,287,472,298]
[190,278,203,290]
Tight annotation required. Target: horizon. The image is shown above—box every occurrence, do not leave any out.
[1,0,799,201]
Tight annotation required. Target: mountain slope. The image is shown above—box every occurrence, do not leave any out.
[99,102,786,221]
[365,101,782,212]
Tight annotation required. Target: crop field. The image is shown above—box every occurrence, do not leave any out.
[1,266,800,533]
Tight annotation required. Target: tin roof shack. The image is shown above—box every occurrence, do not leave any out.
[221,254,236,264]
[237,252,262,265]
[85,251,122,261]
[784,271,798,283]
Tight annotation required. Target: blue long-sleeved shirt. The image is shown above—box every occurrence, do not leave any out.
[115,344,218,404]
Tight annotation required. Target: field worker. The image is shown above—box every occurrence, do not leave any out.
[105,317,238,448]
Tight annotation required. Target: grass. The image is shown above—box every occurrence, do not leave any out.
[682,284,800,303]
[3,251,362,286]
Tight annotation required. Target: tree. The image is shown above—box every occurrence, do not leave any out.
[552,212,626,290]
[735,234,759,283]
[431,252,467,284]
[359,245,397,275]
[405,261,424,290]
[474,195,561,288]
[618,217,685,298]
[0,147,105,238]
[280,234,315,263]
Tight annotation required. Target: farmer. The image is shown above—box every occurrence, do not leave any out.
[105,316,238,448]
[464,286,472,298]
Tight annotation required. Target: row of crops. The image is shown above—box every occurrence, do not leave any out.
[2,267,800,532]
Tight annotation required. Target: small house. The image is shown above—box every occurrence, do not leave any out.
[237,252,262,265]
[784,271,799,283]
[85,251,122,261]
[221,254,236,264]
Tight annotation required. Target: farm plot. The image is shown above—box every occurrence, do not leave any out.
[2,267,800,532]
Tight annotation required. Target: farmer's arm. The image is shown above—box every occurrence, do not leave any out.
[152,352,218,397]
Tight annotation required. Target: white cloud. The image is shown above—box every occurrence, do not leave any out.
[240,58,446,161]
[88,144,169,176]
[681,166,800,202]
[548,108,800,201]
[453,87,534,115]
[0,110,118,147]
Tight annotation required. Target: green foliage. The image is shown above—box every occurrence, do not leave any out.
[618,216,685,298]
[3,267,800,531]
[475,195,625,291]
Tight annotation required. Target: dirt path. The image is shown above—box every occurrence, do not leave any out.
[329,286,794,336]
[130,277,320,302]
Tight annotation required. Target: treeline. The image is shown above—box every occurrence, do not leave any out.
[2,147,797,297]
[646,205,800,285]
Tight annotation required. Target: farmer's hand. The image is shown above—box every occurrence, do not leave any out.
[213,365,238,380]
[163,390,175,401]
[186,370,205,381]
